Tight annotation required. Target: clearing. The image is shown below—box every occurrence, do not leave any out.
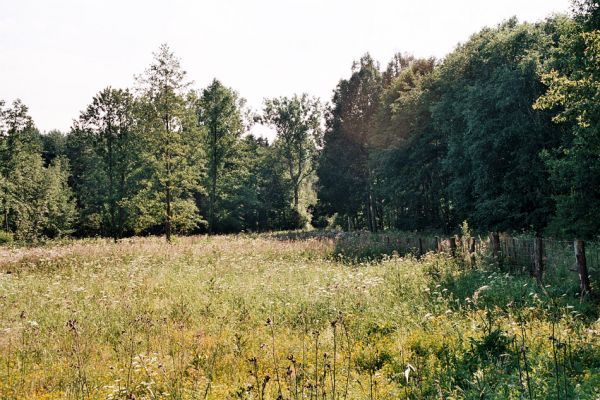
[0,234,599,399]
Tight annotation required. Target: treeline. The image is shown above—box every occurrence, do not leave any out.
[315,0,600,239]
[0,47,323,241]
[1,0,598,242]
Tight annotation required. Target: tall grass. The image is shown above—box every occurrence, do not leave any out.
[0,234,598,399]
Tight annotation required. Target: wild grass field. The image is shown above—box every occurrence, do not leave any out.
[0,233,599,399]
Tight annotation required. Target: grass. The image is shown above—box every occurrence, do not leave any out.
[0,233,599,399]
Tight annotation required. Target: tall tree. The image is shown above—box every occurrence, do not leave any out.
[534,4,600,238]
[41,130,67,166]
[242,136,300,231]
[317,55,383,231]
[0,99,8,233]
[374,56,448,231]
[72,87,137,240]
[196,79,245,233]
[0,100,75,240]
[44,157,77,238]
[0,99,40,233]
[431,18,566,233]
[135,44,202,241]
[262,94,322,214]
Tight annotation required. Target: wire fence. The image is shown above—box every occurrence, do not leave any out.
[326,230,598,292]
[269,230,597,292]
[498,235,600,285]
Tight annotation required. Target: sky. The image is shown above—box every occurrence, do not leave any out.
[0,0,572,136]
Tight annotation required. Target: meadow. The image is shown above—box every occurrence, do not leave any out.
[0,233,599,399]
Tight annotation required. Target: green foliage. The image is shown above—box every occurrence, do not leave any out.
[3,3,600,241]
[262,94,323,216]
[317,55,383,232]
[196,79,245,233]
[534,29,600,238]
[374,56,448,231]
[43,157,77,238]
[133,44,204,240]
[316,12,599,238]
[0,100,75,241]
[0,230,13,244]
[41,129,67,165]
[70,87,138,239]
[432,18,566,233]
[10,152,76,240]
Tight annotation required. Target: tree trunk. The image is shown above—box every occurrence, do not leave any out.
[293,185,299,212]
[3,198,8,232]
[165,184,172,243]
[165,114,172,243]
[117,170,127,241]
[490,232,500,264]
[449,237,457,258]
[533,236,543,283]
[209,171,216,234]
[469,237,476,267]
[107,131,116,242]
[209,126,217,234]
[367,189,377,232]
[575,240,592,297]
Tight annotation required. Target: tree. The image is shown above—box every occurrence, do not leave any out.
[0,100,75,240]
[134,44,203,241]
[0,99,40,234]
[43,157,77,238]
[196,79,245,233]
[0,99,8,233]
[431,19,566,233]
[72,87,137,240]
[317,55,383,231]
[261,94,322,216]
[534,11,600,237]
[10,151,49,240]
[374,56,447,231]
[572,0,600,30]
[41,130,67,166]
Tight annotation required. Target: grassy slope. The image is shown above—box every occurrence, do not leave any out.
[0,234,599,399]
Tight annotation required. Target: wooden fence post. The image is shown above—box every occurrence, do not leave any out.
[575,240,592,297]
[533,236,544,283]
[511,237,517,264]
[469,237,476,267]
[435,236,440,253]
[449,237,457,258]
[418,238,424,257]
[490,232,500,262]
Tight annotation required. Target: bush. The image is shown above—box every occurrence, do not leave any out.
[0,230,14,244]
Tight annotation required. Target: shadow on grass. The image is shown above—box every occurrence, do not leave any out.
[267,230,439,263]
[429,259,600,322]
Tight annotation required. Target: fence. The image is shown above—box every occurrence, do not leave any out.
[495,234,597,296]
[440,233,596,297]
[331,231,597,297]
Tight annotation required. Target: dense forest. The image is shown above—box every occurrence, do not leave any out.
[0,0,598,242]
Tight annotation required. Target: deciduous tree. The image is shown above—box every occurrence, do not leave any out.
[262,94,322,215]
[134,44,203,241]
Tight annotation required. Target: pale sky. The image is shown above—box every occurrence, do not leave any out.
[1,0,571,135]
